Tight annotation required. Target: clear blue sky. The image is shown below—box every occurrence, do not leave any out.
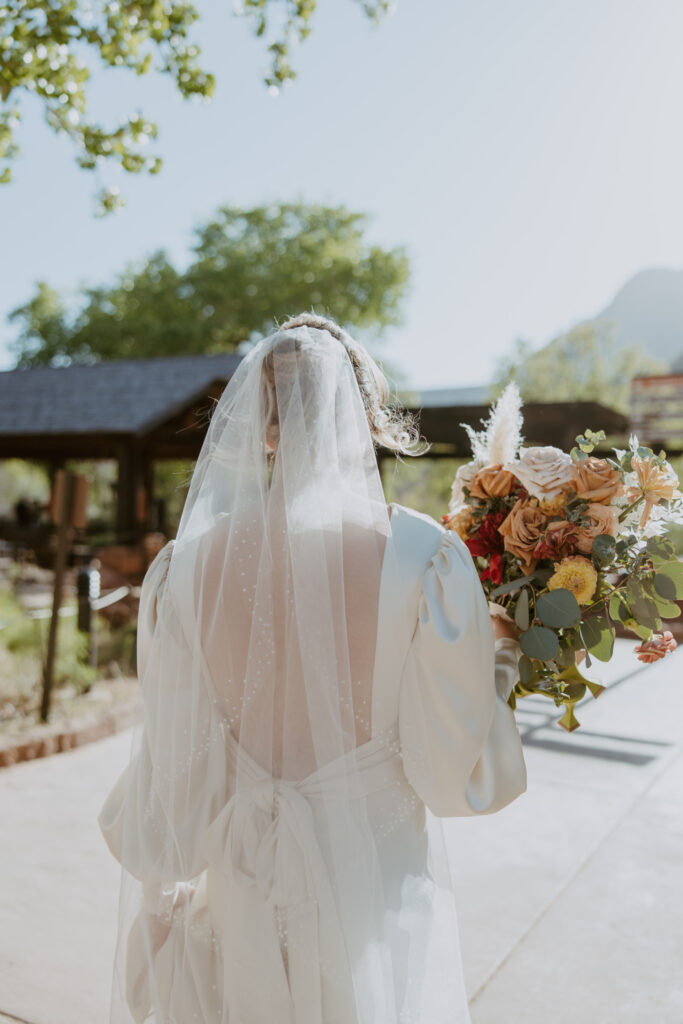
[2,0,683,388]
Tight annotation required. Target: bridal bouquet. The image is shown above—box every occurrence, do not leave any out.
[442,383,683,730]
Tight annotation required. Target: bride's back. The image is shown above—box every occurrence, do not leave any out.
[192,509,388,778]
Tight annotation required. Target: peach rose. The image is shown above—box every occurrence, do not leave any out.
[575,502,619,554]
[468,463,517,499]
[571,456,625,505]
[504,446,575,502]
[497,497,548,574]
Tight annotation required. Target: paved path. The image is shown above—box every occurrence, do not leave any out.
[0,640,681,1023]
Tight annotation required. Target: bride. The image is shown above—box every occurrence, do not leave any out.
[98,312,526,1024]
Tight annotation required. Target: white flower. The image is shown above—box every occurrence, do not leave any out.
[449,460,481,511]
[504,445,575,502]
[460,381,525,466]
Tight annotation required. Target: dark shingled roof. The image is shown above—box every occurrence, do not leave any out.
[0,354,241,437]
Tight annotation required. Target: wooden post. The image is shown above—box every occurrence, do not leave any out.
[41,471,76,722]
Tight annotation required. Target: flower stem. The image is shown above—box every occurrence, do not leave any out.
[618,494,644,524]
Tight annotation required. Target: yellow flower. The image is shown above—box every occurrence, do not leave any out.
[548,555,598,605]
[442,506,473,540]
[538,490,569,516]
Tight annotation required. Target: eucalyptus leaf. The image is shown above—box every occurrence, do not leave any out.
[646,536,676,559]
[533,567,554,585]
[518,654,535,684]
[631,595,661,630]
[652,599,682,620]
[591,533,616,563]
[609,592,630,622]
[520,625,560,661]
[656,561,683,599]
[514,589,530,631]
[536,588,581,628]
[653,573,677,600]
[579,616,615,662]
[490,575,535,597]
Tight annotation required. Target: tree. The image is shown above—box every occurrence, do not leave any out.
[241,1,392,91]
[492,323,668,414]
[9,201,410,365]
[1,1,391,211]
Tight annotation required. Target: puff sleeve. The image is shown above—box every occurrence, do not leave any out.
[398,530,527,818]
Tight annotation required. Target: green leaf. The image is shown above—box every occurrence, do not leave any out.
[533,566,555,585]
[650,597,682,620]
[536,588,581,628]
[490,575,534,597]
[514,589,530,630]
[609,591,630,622]
[591,533,616,564]
[518,654,535,684]
[653,573,677,600]
[520,625,560,661]
[579,615,615,662]
[631,594,662,631]
[646,536,676,562]
[656,561,683,599]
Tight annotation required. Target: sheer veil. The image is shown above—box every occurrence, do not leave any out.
[104,320,456,1023]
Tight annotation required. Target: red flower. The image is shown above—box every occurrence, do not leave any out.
[482,551,504,584]
[465,511,508,584]
[532,520,579,562]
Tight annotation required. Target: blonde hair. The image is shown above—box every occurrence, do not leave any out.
[268,312,425,457]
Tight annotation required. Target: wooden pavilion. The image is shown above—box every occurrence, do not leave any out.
[0,354,629,543]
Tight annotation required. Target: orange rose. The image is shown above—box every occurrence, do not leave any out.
[468,463,517,499]
[497,498,548,574]
[575,502,619,554]
[571,456,625,504]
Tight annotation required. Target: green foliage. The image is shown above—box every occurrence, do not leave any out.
[0,459,49,516]
[0,0,214,210]
[380,457,460,522]
[0,587,97,696]
[241,0,392,91]
[9,202,410,365]
[2,2,391,209]
[492,323,668,414]
[519,624,559,661]
[579,614,614,662]
[535,588,581,629]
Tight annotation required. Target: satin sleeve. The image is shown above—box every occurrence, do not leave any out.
[398,529,527,818]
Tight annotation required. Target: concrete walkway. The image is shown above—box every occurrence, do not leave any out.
[0,640,681,1023]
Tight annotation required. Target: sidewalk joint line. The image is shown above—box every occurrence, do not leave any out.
[469,741,683,1007]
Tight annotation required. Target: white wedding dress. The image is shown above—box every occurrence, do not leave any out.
[99,500,527,1024]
